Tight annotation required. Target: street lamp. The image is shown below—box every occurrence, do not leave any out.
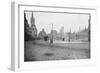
[68,28,71,42]
[68,28,71,50]
[50,24,53,44]
[47,23,53,44]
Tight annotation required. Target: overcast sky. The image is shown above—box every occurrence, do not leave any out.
[25,11,89,34]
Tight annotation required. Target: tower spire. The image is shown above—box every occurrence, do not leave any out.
[30,12,35,27]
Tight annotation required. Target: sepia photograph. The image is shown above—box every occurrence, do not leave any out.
[24,10,90,62]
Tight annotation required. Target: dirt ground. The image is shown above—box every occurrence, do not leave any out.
[24,40,90,62]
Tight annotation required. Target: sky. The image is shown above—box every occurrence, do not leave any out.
[25,11,89,34]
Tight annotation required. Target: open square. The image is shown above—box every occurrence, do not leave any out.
[24,11,90,62]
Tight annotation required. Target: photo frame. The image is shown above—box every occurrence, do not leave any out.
[11,2,97,71]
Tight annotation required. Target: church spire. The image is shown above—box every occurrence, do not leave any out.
[30,11,37,39]
[30,12,35,27]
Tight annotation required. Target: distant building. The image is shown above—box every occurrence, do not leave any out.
[38,29,46,40]
[24,12,38,40]
[49,30,58,40]
[77,15,90,41]
[61,26,89,42]
[30,12,37,39]
[59,26,64,39]
[78,27,89,41]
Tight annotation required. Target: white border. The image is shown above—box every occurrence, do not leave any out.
[11,2,97,71]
